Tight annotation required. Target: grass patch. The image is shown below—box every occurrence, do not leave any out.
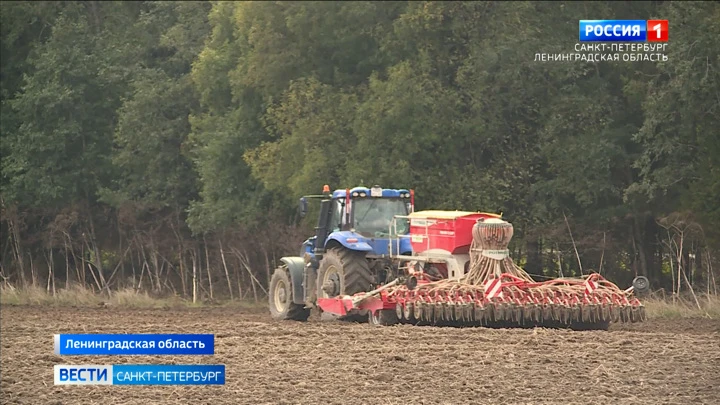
[0,284,267,310]
[643,294,720,319]
[1,284,102,307]
[3,284,715,319]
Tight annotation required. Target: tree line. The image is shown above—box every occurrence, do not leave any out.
[1,1,718,301]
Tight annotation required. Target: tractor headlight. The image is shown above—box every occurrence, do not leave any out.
[352,191,359,197]
[360,192,367,197]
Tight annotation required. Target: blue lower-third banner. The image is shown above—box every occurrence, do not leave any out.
[54,334,214,355]
[54,364,225,385]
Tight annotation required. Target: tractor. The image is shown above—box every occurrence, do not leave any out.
[268,185,648,329]
[268,185,414,321]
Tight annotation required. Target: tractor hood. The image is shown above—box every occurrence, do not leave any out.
[325,230,413,256]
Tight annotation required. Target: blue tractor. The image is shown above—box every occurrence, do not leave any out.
[268,185,414,321]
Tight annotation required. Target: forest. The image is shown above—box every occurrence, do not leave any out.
[1,1,718,303]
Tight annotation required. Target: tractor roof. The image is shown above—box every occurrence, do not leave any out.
[332,187,409,199]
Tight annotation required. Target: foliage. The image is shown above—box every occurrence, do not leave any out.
[1,1,718,298]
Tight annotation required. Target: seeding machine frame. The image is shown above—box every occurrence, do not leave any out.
[315,212,647,329]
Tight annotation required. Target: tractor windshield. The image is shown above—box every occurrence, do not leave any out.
[352,198,409,237]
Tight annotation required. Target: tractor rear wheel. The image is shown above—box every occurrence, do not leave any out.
[268,266,310,321]
[316,247,374,299]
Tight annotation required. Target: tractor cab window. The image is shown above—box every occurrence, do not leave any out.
[329,199,343,232]
[352,198,409,237]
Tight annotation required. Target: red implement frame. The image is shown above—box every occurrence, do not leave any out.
[317,294,395,316]
[316,273,643,319]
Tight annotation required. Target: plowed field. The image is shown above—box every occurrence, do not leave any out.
[1,305,719,405]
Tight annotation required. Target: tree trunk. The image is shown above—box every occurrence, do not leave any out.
[676,232,684,298]
[263,247,271,290]
[191,250,197,304]
[695,247,702,291]
[525,238,542,277]
[65,232,83,288]
[137,258,147,293]
[234,251,243,300]
[203,237,213,300]
[151,239,162,293]
[179,251,187,298]
[219,240,233,300]
[105,245,132,290]
[45,249,53,294]
[708,250,717,296]
[555,243,563,278]
[51,248,56,295]
[29,253,37,287]
[171,216,187,298]
[598,232,606,275]
[138,238,151,292]
[118,220,125,289]
[632,216,648,276]
[87,261,102,293]
[667,242,676,301]
[8,215,26,287]
[86,215,108,294]
[64,239,70,290]
[131,239,139,288]
[81,240,86,287]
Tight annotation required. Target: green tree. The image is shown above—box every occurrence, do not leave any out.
[3,2,142,207]
[188,1,403,232]
[105,1,211,211]
[631,1,720,242]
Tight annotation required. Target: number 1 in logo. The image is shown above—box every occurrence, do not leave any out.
[647,20,669,42]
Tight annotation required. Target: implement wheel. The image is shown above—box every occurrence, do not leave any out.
[269,266,310,321]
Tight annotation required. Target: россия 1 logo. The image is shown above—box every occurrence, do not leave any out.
[646,20,669,42]
[579,20,668,42]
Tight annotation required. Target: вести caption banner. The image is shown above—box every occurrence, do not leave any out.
[54,364,225,385]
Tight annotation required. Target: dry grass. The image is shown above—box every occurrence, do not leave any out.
[0,284,266,310]
[2,284,718,319]
[642,294,720,319]
[1,284,105,307]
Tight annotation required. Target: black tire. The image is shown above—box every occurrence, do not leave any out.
[369,309,399,326]
[316,247,374,298]
[268,266,310,321]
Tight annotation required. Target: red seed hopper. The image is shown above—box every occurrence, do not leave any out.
[408,210,501,254]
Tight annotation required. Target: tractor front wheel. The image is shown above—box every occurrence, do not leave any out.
[268,266,310,321]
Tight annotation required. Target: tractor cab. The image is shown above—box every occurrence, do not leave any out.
[299,185,414,259]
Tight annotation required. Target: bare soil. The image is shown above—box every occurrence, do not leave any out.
[1,305,719,405]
